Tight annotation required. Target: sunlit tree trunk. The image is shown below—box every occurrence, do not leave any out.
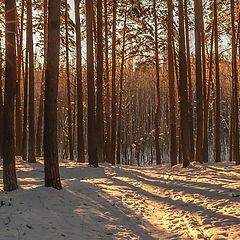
[96,0,105,162]
[74,0,85,163]
[213,0,221,162]
[21,36,28,160]
[104,0,111,163]
[110,0,117,165]
[194,0,204,163]
[15,0,24,155]
[0,38,3,158]
[167,0,177,166]
[44,0,62,189]
[36,0,48,157]
[230,0,239,165]
[3,0,18,191]
[153,0,161,165]
[27,0,36,163]
[178,0,190,168]
[184,0,194,162]
[86,0,98,167]
[117,12,127,165]
[65,0,74,160]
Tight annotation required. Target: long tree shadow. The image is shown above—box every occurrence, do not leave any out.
[0,162,179,240]
[113,166,240,202]
[76,165,240,226]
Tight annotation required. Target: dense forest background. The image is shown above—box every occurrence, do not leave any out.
[0,0,239,191]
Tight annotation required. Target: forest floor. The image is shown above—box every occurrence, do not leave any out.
[0,159,240,240]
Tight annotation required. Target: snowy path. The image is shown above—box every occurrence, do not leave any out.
[0,160,240,240]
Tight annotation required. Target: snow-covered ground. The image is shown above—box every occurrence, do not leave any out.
[0,160,240,240]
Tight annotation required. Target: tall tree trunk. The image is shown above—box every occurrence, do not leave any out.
[86,0,98,167]
[27,0,36,163]
[65,0,74,160]
[153,0,161,165]
[96,0,105,162]
[110,0,117,165]
[21,39,28,160]
[194,0,204,163]
[0,37,3,158]
[104,0,111,163]
[3,0,18,191]
[36,0,48,157]
[230,0,239,165]
[44,0,62,189]
[15,0,24,155]
[117,12,127,165]
[167,0,177,167]
[200,10,208,163]
[184,0,194,161]
[74,0,85,163]
[213,0,221,162]
[178,0,190,168]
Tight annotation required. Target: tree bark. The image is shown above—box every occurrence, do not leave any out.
[178,0,190,168]
[74,0,85,163]
[96,0,105,163]
[167,0,177,167]
[86,0,98,167]
[3,0,18,191]
[44,0,62,189]
[27,0,36,163]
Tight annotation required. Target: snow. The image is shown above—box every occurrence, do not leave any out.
[0,160,240,240]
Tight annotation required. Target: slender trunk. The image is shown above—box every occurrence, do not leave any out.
[104,0,111,162]
[22,24,29,160]
[184,0,194,161]
[86,0,98,167]
[167,0,177,167]
[110,0,117,165]
[0,38,3,158]
[36,0,48,157]
[178,0,190,168]
[230,0,239,165]
[117,12,127,165]
[153,0,161,165]
[194,0,204,163]
[74,0,85,162]
[27,0,36,163]
[65,0,74,160]
[96,0,105,163]
[15,0,24,155]
[214,0,221,162]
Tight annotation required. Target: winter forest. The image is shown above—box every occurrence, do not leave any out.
[0,0,240,239]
